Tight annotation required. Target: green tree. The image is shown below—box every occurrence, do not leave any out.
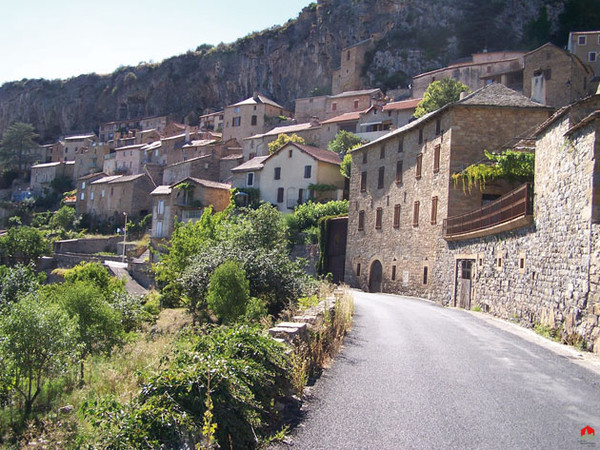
[0,225,49,265]
[268,133,306,154]
[0,263,44,312]
[50,205,79,234]
[328,130,365,155]
[340,152,352,178]
[63,261,125,300]
[0,122,39,172]
[46,281,124,381]
[207,260,250,323]
[414,78,471,118]
[0,295,77,417]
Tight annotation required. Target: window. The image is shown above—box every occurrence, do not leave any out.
[423,266,428,285]
[298,188,305,204]
[101,188,105,198]
[398,136,404,153]
[360,171,367,192]
[377,167,385,189]
[418,128,423,144]
[274,167,281,180]
[332,102,337,111]
[156,221,163,238]
[304,165,312,178]
[80,192,85,201]
[413,200,420,226]
[380,145,385,159]
[416,153,422,179]
[362,151,367,164]
[288,149,293,158]
[391,265,397,281]
[431,196,438,225]
[578,35,587,46]
[435,118,441,136]
[81,182,86,189]
[251,115,258,126]
[375,207,383,229]
[433,144,440,173]
[247,172,254,187]
[90,191,94,200]
[232,117,241,127]
[544,69,551,80]
[393,204,401,228]
[396,160,403,184]
[356,263,361,276]
[277,187,284,203]
[158,199,165,215]
[347,50,351,61]
[590,52,597,62]
[358,210,365,231]
[354,100,359,109]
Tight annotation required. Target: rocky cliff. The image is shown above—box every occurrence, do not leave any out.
[0,0,578,141]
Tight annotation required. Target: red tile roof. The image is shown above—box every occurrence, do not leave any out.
[383,98,422,111]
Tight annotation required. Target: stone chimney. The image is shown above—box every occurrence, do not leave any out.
[309,116,321,127]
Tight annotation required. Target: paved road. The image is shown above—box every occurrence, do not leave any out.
[274,291,600,449]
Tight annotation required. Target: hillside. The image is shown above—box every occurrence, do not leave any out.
[0,0,592,142]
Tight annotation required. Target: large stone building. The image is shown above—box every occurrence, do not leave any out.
[332,38,376,95]
[344,83,551,294]
[222,94,291,143]
[568,30,600,76]
[294,88,385,123]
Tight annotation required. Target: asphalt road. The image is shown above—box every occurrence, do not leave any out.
[273,291,600,449]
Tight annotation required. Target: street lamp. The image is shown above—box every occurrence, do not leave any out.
[122,211,127,263]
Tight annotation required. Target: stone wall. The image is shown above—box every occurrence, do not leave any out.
[54,236,120,254]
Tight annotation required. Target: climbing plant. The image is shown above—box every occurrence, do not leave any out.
[452,150,535,191]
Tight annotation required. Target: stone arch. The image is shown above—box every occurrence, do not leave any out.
[368,259,383,293]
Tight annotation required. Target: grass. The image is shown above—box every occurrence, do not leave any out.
[533,323,561,342]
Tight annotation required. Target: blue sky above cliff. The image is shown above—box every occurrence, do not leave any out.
[0,0,313,85]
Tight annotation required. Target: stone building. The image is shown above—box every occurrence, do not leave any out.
[231,142,344,212]
[522,43,594,109]
[150,177,231,239]
[412,51,525,98]
[568,31,600,77]
[75,172,106,215]
[295,88,385,123]
[344,83,551,295]
[29,161,74,197]
[332,38,376,95]
[85,173,155,224]
[382,98,421,129]
[222,94,291,143]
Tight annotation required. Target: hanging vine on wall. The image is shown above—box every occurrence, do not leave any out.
[452,149,535,192]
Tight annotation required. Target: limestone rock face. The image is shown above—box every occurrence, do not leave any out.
[0,0,567,141]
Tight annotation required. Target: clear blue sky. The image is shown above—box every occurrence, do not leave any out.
[0,0,313,85]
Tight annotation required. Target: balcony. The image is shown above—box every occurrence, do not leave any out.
[443,183,533,241]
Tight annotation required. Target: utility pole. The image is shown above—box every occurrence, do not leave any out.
[122,211,127,263]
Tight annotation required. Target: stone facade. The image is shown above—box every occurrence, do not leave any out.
[332,38,375,95]
[30,161,75,196]
[523,43,594,109]
[294,88,385,123]
[568,31,600,77]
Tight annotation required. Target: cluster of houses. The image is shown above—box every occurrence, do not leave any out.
[21,30,600,349]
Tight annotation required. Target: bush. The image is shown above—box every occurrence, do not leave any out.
[286,200,348,244]
[207,260,250,323]
[0,263,44,312]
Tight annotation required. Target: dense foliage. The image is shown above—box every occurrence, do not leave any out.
[0,122,39,172]
[0,225,49,264]
[285,200,349,244]
[452,149,535,191]
[328,130,365,155]
[414,78,471,118]
[267,133,306,154]
[207,260,251,323]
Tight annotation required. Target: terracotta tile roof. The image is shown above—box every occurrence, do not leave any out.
[329,88,382,99]
[232,95,285,109]
[284,143,341,165]
[383,98,422,111]
[321,111,363,124]
[231,156,269,172]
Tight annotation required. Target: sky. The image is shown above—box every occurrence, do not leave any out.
[0,0,313,85]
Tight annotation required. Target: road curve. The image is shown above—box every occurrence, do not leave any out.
[273,291,600,449]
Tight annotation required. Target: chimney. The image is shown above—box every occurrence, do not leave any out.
[185,126,190,143]
[459,91,469,100]
[309,116,321,127]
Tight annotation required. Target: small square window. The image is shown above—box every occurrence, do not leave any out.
[578,35,587,46]
[590,52,597,63]
[251,115,258,126]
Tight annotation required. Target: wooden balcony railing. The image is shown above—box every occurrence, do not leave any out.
[443,183,533,240]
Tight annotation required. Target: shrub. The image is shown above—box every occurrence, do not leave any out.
[286,200,348,244]
[207,260,250,323]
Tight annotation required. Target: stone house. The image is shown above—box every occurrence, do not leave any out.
[113,143,146,175]
[199,110,225,132]
[75,172,107,215]
[222,94,291,143]
[355,106,393,141]
[231,142,344,212]
[382,98,421,129]
[242,119,323,160]
[86,173,155,224]
[412,51,525,98]
[522,43,594,109]
[99,115,168,143]
[332,38,376,95]
[344,83,552,298]
[48,141,66,163]
[150,177,231,239]
[61,134,98,162]
[73,142,109,179]
[320,111,363,144]
[30,161,75,197]
[568,31,600,77]
[295,88,385,123]
[437,94,600,352]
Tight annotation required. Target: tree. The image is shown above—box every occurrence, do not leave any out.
[62,261,125,300]
[268,133,306,154]
[0,225,49,265]
[340,152,352,179]
[50,205,79,234]
[414,78,471,118]
[0,122,39,172]
[0,263,44,312]
[328,130,365,155]
[207,260,250,323]
[46,280,124,381]
[0,295,77,417]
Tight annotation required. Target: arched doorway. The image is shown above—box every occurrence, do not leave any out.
[369,260,383,293]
